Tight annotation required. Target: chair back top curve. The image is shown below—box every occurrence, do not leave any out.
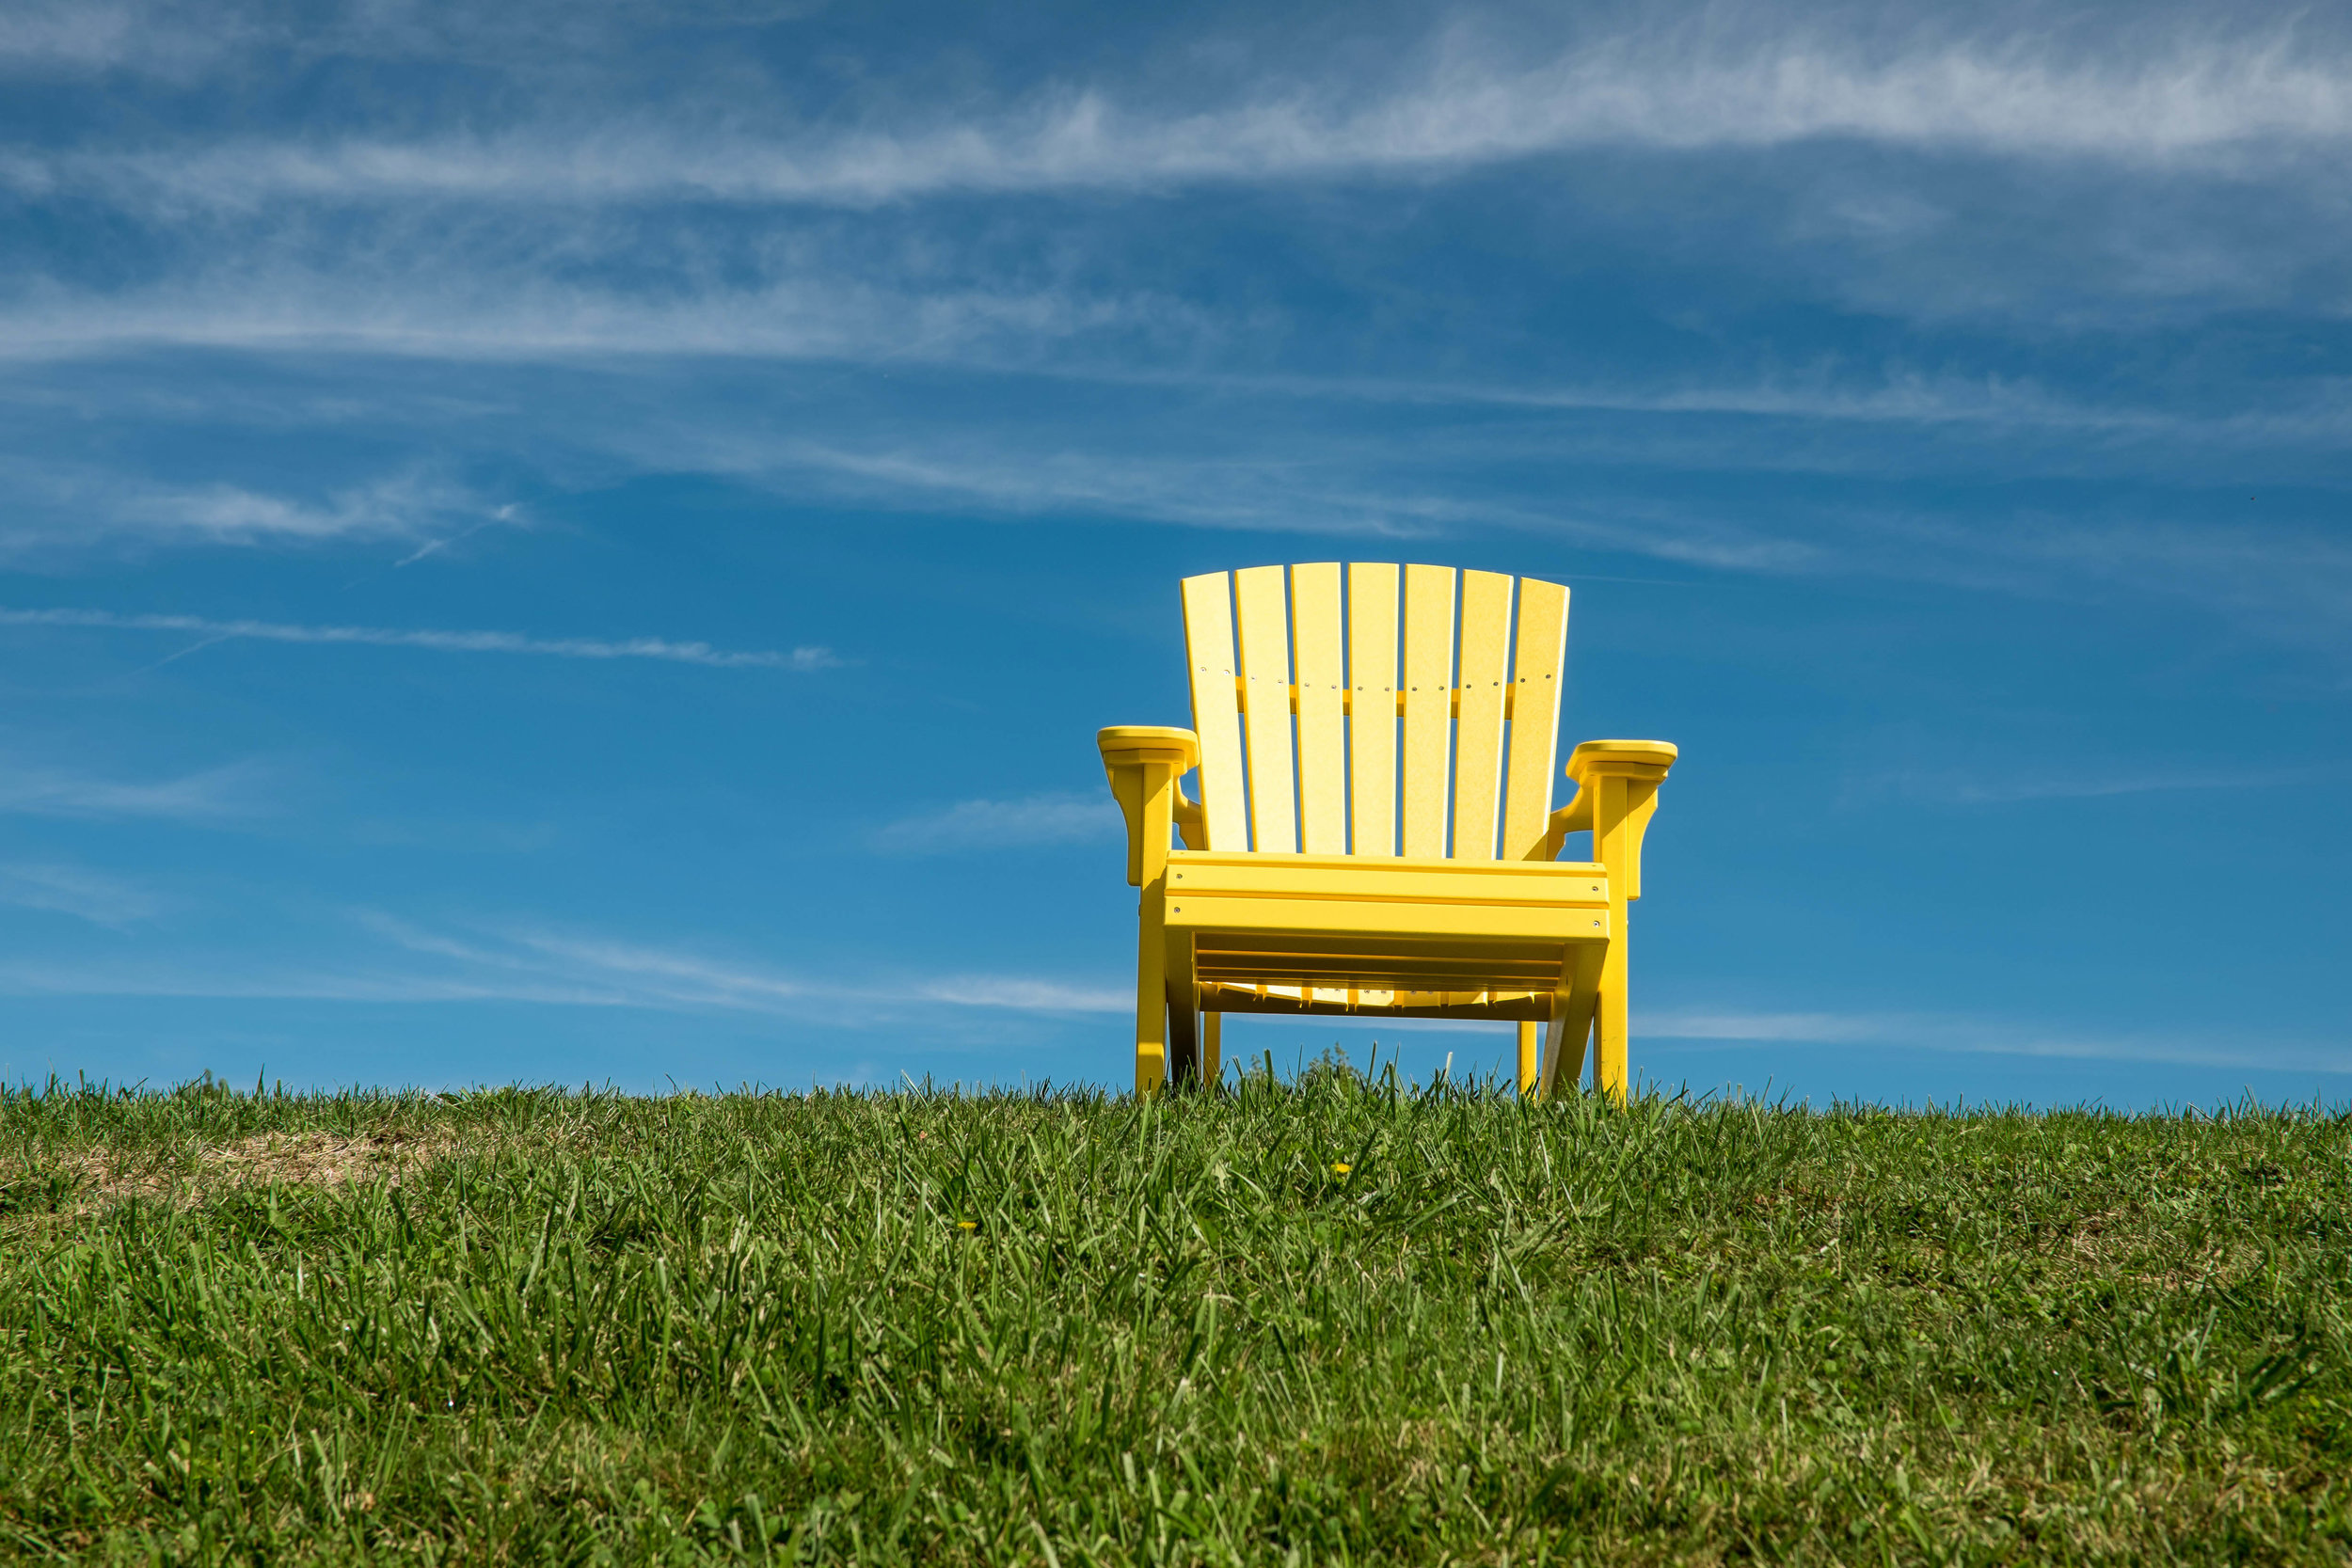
[1180,563,1570,861]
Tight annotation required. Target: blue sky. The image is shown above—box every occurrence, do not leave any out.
[2,0,2347,1106]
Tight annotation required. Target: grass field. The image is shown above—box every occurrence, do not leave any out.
[2,1064,2348,1565]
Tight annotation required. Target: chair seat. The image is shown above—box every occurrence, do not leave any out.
[1164,851,1610,1020]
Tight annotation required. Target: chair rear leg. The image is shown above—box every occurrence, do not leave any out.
[1167,986,1200,1086]
[1538,942,1606,1099]
[1515,1022,1538,1096]
[1203,1012,1222,1088]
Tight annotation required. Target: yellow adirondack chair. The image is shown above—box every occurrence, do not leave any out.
[1099,563,1677,1101]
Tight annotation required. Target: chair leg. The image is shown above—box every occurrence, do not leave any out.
[1203,1012,1222,1088]
[1167,987,1200,1086]
[1588,769,1642,1107]
[1135,898,1168,1096]
[1515,1022,1538,1096]
[1538,942,1605,1099]
[1594,929,1629,1106]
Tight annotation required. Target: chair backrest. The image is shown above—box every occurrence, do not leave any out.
[1181,563,1570,861]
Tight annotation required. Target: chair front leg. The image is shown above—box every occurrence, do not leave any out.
[1588,772,1641,1107]
[1110,745,1184,1099]
[1593,921,1629,1106]
[1564,744,1674,1107]
[1134,892,1168,1095]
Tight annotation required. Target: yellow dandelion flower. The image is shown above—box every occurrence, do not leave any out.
[958,1220,977,1231]
[1329,1163,1353,1175]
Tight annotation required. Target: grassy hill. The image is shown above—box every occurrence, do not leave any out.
[2,1067,2347,1564]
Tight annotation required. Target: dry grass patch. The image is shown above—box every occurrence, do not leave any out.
[190,1126,456,1191]
[54,1126,462,1213]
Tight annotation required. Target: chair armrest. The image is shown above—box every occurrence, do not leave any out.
[1567,738,1678,776]
[1098,726,1200,886]
[1537,740,1678,898]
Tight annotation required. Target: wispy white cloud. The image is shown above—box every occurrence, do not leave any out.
[0,607,838,671]
[0,863,167,926]
[648,435,1802,567]
[0,758,271,822]
[0,10,2342,402]
[2008,519,2352,656]
[18,30,2352,214]
[918,975,1126,1013]
[1643,1010,1886,1044]
[0,0,811,80]
[0,273,1152,366]
[1640,1007,2352,1075]
[1074,365,2217,433]
[0,460,500,551]
[501,930,811,1007]
[0,1,234,75]
[0,959,638,1007]
[635,438,1449,539]
[873,791,1122,854]
[1849,759,2346,807]
[0,5,132,68]
[13,365,2343,664]
[355,913,1123,1021]
[544,426,2352,663]
[125,471,455,543]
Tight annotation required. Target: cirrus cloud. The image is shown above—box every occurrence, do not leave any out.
[872,792,1122,855]
[0,607,839,672]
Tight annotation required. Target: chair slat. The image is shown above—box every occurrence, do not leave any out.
[1500,577,1570,860]
[1451,570,1513,860]
[1345,563,1400,857]
[1232,564,1298,853]
[1400,563,1457,858]
[1290,562,1347,855]
[1181,571,1249,851]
